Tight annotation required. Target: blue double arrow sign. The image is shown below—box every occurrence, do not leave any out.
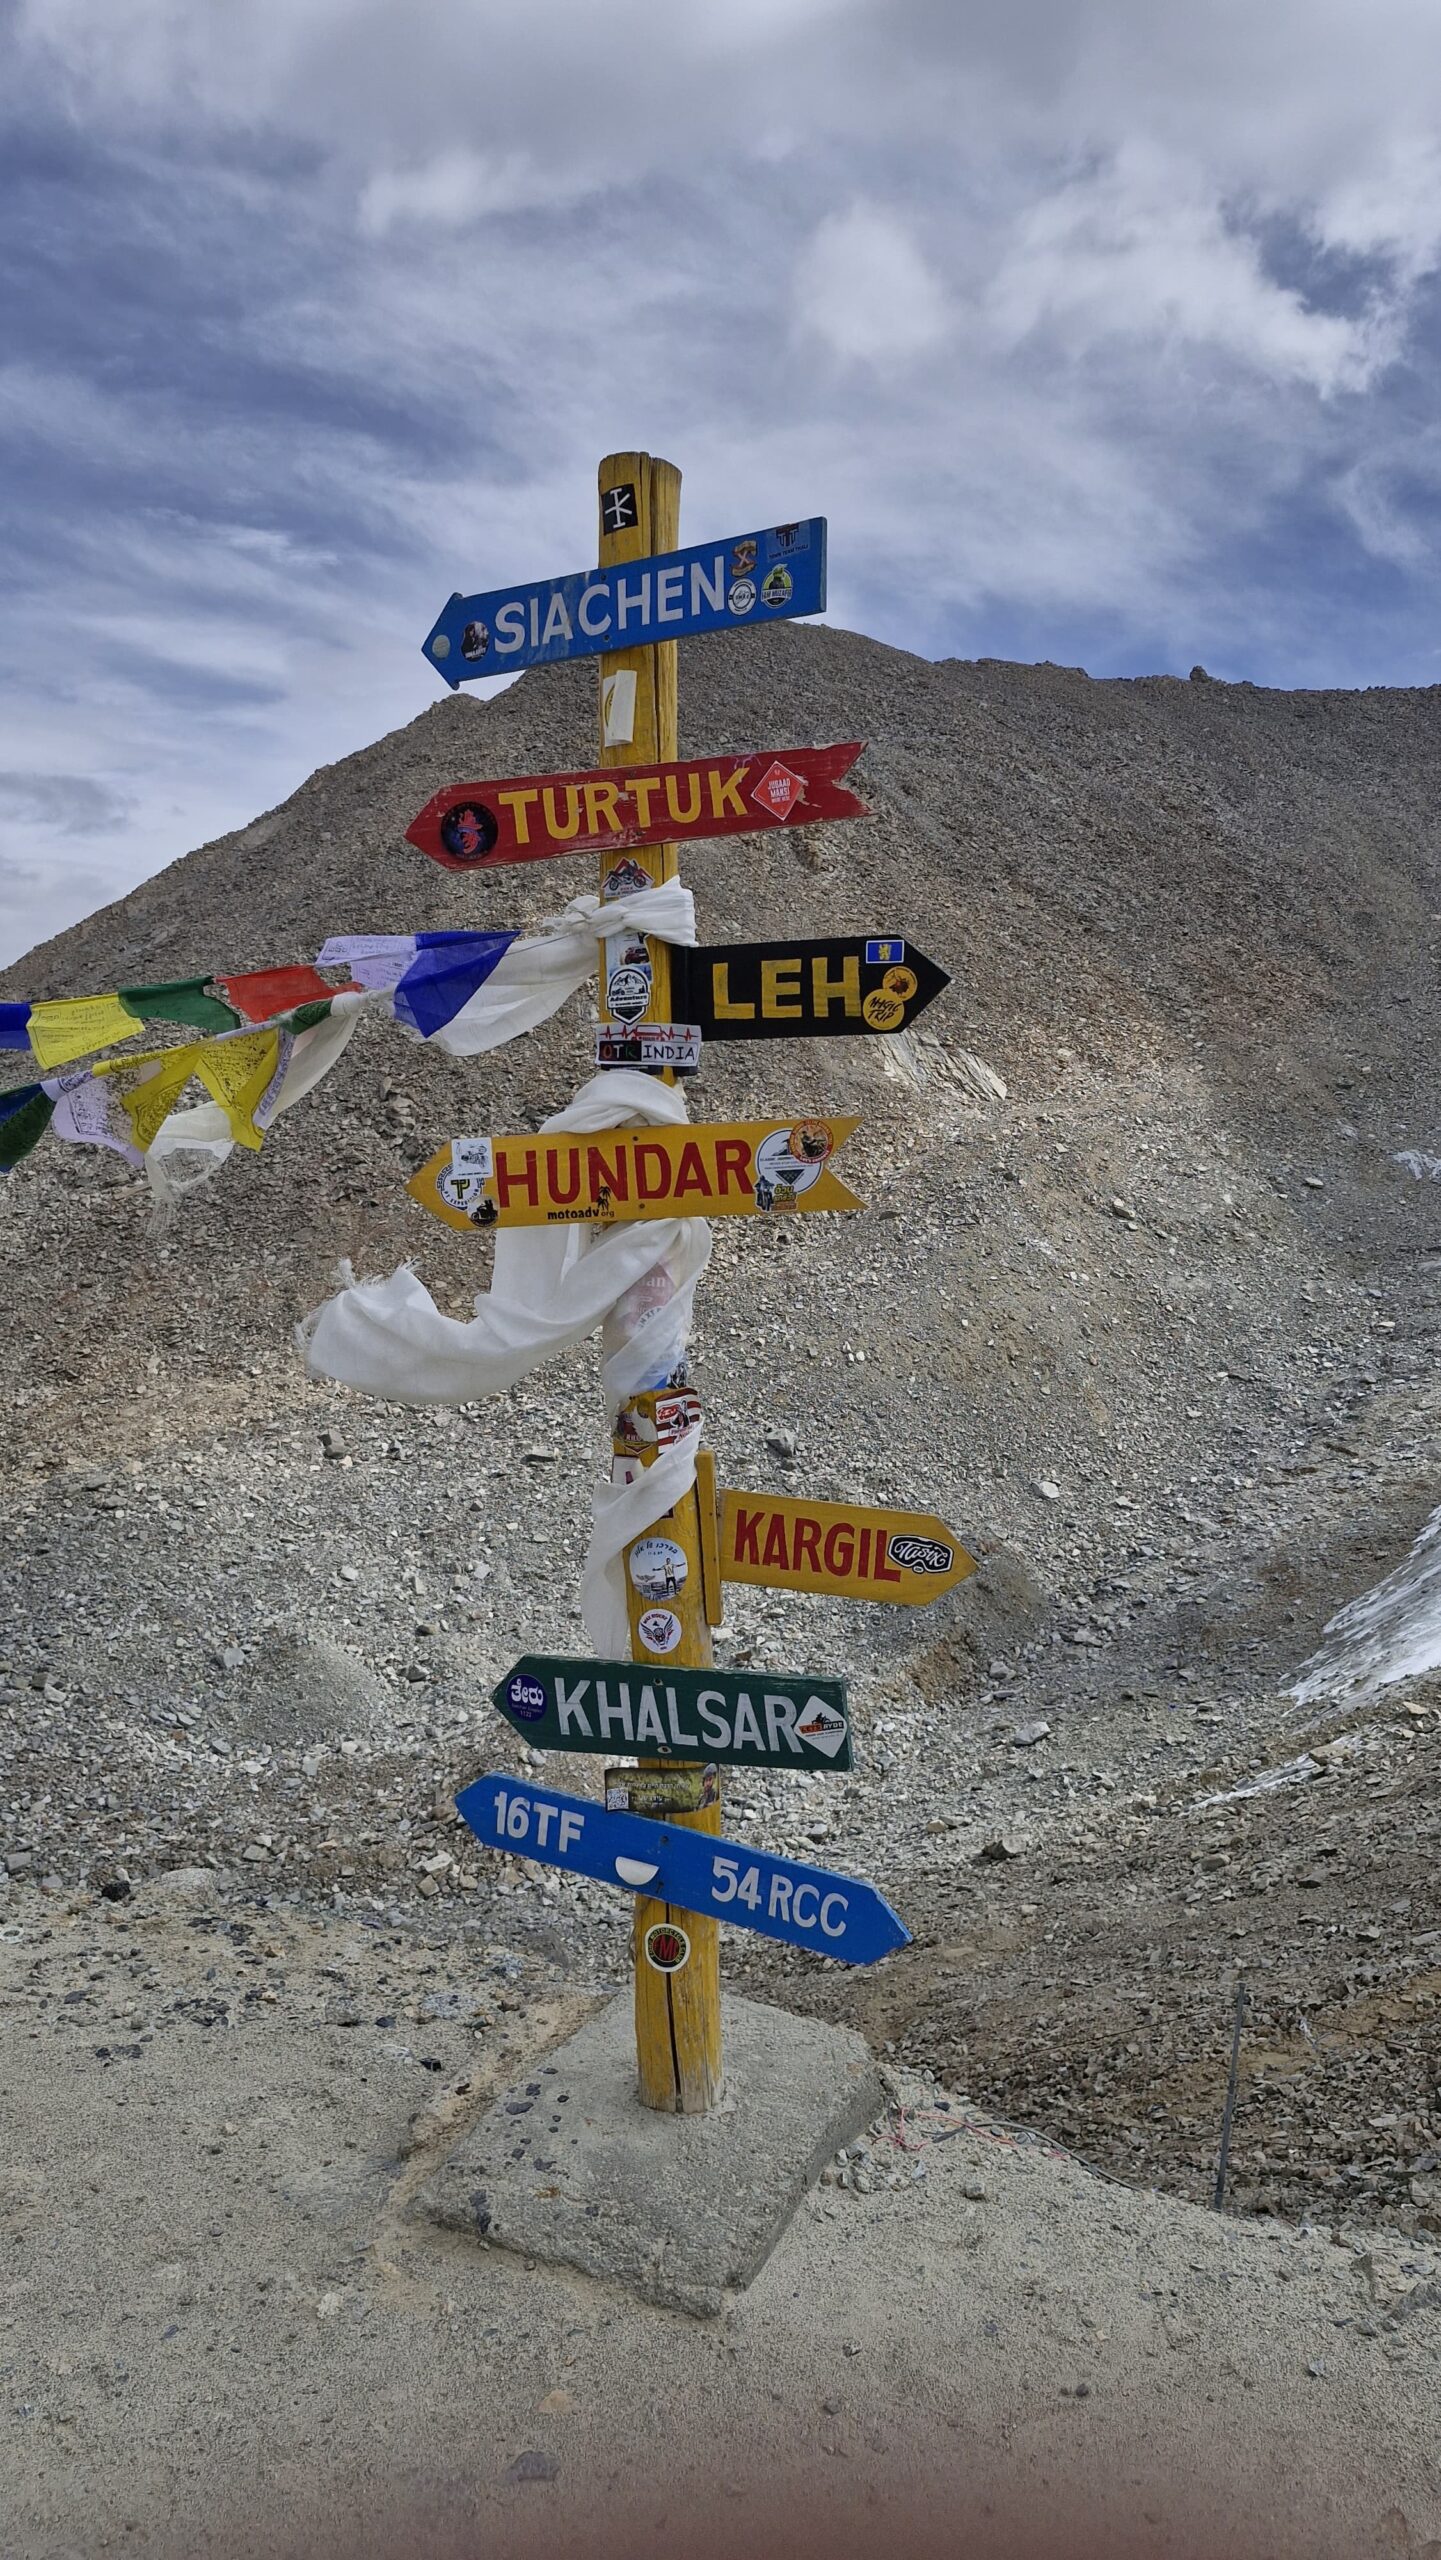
[455,1772,908,1968]
[423,519,826,685]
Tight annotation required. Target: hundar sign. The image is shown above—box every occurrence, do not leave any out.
[718,1490,977,1604]
[406,744,866,871]
[409,1117,863,1232]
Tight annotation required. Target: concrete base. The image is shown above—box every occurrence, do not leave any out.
[417,1990,883,2316]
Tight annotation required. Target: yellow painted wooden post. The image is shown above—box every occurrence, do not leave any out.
[596,450,723,2113]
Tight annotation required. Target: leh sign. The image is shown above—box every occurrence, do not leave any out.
[674,935,950,1041]
[408,1117,863,1231]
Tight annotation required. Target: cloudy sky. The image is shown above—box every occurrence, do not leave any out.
[3,0,1441,967]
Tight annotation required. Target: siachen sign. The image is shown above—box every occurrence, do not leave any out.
[422,520,826,683]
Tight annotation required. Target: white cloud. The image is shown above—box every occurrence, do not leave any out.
[985,145,1384,394]
[795,201,948,364]
[8,1,1441,961]
[357,149,575,237]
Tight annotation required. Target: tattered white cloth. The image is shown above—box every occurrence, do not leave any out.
[299,1067,710,1654]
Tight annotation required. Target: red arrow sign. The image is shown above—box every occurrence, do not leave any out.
[406,743,867,872]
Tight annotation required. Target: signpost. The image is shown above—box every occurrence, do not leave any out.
[407,1116,864,1232]
[673,935,950,1041]
[421,518,826,683]
[492,1655,854,1770]
[456,1774,909,1967]
[411,448,962,2120]
[405,744,867,871]
[718,1489,976,1604]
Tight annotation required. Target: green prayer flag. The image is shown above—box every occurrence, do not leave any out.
[119,977,238,1035]
[0,1085,55,1170]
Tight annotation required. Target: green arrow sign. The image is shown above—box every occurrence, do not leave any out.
[492,1654,853,1772]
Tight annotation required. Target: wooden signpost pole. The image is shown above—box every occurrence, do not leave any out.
[596,451,723,2113]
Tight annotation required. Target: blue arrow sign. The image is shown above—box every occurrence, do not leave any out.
[455,1772,907,1967]
[423,519,826,686]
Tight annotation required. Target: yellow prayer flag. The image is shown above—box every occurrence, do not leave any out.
[96,1045,203,1152]
[192,1029,282,1150]
[27,992,139,1071]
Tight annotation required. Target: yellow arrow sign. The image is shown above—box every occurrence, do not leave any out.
[409,1117,863,1232]
[718,1488,975,1604]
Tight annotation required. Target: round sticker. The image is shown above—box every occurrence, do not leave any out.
[636,1605,683,1655]
[761,565,793,609]
[643,1921,691,1975]
[862,989,906,1031]
[460,620,490,660]
[753,1128,823,1206]
[439,1166,489,1212]
[628,1535,689,1601]
[607,964,651,1023]
[438,799,499,865]
[883,965,917,1000]
[728,577,757,615]
[788,1120,835,1166]
[506,1674,547,1723]
[430,634,451,660]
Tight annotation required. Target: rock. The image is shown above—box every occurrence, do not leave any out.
[218,1646,245,1672]
[224,1631,392,1748]
[977,1834,1023,1862]
[1033,1478,1061,1501]
[523,1447,557,1464]
[765,1427,798,1460]
[1011,1719,1051,1748]
[147,1866,226,1901]
[319,1429,348,1461]
[504,2451,560,2485]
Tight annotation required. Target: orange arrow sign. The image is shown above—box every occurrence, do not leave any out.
[718,1489,975,1604]
[409,1117,863,1232]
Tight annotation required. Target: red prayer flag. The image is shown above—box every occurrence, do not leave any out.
[217,966,352,1023]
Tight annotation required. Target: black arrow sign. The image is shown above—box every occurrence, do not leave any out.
[671,935,949,1041]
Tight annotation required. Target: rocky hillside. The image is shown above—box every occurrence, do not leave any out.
[2,627,1438,2230]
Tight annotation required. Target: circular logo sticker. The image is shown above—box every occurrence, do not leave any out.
[728,577,757,615]
[753,1127,823,1207]
[460,620,490,660]
[788,1119,835,1166]
[607,964,651,1023]
[883,965,918,1000]
[761,565,794,609]
[862,989,906,1031]
[628,1535,689,1601]
[438,799,500,866]
[505,1674,547,1723]
[643,1921,691,1975]
[636,1605,683,1655]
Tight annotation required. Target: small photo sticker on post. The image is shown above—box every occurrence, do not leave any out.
[643,1920,692,1976]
